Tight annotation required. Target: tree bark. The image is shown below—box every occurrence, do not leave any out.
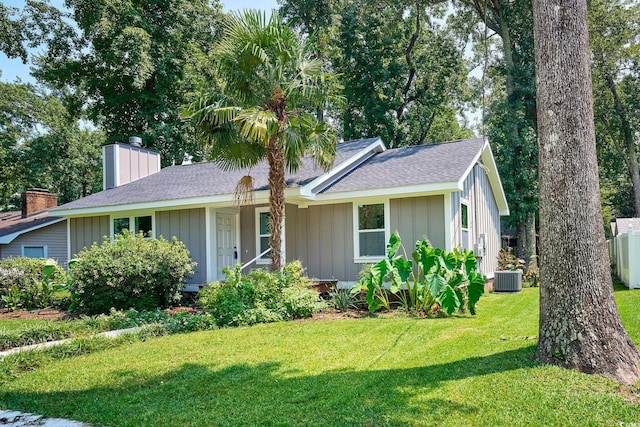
[266,135,285,272]
[533,0,640,384]
[267,88,288,272]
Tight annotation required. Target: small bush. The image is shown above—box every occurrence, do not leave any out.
[69,231,196,314]
[198,261,324,327]
[0,258,66,310]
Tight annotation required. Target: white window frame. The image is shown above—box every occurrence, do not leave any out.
[353,200,390,263]
[255,207,271,265]
[461,198,469,231]
[110,212,156,239]
[21,245,47,258]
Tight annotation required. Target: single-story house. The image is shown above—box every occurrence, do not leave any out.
[0,190,68,266]
[610,218,640,237]
[51,137,509,290]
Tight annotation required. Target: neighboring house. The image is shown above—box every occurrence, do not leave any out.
[51,137,509,290]
[610,218,640,237]
[0,190,68,266]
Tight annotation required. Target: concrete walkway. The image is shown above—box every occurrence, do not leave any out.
[0,410,92,426]
[0,327,142,359]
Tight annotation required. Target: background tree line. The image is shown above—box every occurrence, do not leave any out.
[1,0,640,267]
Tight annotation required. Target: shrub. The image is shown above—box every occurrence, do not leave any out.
[198,262,324,327]
[0,258,66,310]
[497,247,525,271]
[68,231,196,314]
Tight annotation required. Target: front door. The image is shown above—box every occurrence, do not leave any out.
[216,213,237,278]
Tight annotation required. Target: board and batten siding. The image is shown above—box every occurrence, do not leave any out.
[450,163,501,277]
[156,208,207,285]
[240,203,362,281]
[1,220,68,267]
[70,216,110,257]
[390,196,445,249]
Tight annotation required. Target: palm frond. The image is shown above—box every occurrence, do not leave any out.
[235,174,255,206]
[234,107,279,144]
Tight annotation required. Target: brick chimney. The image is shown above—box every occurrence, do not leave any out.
[21,189,58,218]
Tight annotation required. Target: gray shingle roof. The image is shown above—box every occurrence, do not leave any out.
[52,138,380,211]
[614,218,640,235]
[0,211,63,239]
[321,138,484,193]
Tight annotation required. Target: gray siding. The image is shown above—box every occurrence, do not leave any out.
[156,208,207,285]
[390,196,445,249]
[451,164,501,276]
[104,145,116,189]
[239,205,257,265]
[1,221,68,267]
[240,203,362,281]
[70,216,109,256]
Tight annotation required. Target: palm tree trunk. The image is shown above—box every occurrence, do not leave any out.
[267,134,285,272]
[267,89,288,272]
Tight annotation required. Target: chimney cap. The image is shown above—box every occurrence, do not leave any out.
[129,136,142,147]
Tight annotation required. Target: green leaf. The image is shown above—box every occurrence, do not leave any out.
[386,232,401,259]
[416,241,438,274]
[426,273,446,298]
[42,258,58,282]
[393,257,413,283]
[370,258,391,287]
[438,285,460,315]
[462,250,477,276]
[467,272,486,315]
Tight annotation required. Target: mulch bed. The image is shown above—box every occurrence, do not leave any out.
[0,308,73,321]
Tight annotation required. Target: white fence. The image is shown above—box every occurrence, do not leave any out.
[608,229,640,289]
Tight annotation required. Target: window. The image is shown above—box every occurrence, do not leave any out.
[113,217,130,235]
[355,202,388,260]
[113,214,154,238]
[255,208,271,264]
[22,245,47,258]
[461,201,469,230]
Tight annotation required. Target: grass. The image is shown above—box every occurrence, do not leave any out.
[0,288,639,426]
[0,319,48,333]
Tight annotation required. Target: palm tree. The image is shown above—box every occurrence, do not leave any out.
[184,10,342,271]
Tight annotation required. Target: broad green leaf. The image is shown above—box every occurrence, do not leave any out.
[467,272,486,315]
[438,284,460,315]
[393,257,413,283]
[427,273,446,298]
[386,232,401,259]
[462,250,477,276]
[370,258,392,287]
[43,259,58,282]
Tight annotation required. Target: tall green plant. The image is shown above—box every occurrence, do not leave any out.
[357,233,486,315]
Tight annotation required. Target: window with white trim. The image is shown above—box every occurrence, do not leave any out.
[113,214,154,238]
[255,207,271,264]
[22,245,47,258]
[355,202,387,259]
[461,201,469,230]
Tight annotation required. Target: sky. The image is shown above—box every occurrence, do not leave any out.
[0,0,279,83]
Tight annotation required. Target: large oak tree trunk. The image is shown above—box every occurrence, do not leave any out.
[533,0,640,384]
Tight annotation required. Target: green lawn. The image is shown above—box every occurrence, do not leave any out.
[0,288,639,426]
